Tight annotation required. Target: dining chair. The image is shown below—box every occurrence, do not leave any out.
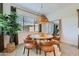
[51,36,61,51]
[37,39,50,55]
[23,38,37,56]
[39,41,56,56]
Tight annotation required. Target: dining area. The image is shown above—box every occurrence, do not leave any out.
[23,32,61,56]
[21,13,62,56]
[0,3,79,56]
[22,14,62,56]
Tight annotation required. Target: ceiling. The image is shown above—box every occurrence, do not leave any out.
[15,3,79,15]
[14,3,79,24]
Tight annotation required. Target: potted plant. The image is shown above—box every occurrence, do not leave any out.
[0,12,21,52]
[0,12,21,44]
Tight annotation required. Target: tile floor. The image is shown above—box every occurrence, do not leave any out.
[0,43,79,56]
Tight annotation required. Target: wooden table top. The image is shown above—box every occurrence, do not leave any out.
[30,33,53,39]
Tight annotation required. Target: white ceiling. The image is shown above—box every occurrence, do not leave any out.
[15,3,79,15]
[14,3,79,24]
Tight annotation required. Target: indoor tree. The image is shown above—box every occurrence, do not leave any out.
[0,12,21,44]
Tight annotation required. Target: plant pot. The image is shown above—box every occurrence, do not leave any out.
[4,35,10,48]
[5,42,16,53]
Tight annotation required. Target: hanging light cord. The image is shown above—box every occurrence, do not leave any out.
[41,3,43,13]
[41,3,43,9]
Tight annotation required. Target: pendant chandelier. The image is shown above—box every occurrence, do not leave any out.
[38,4,49,24]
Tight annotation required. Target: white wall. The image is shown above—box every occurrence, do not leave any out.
[3,3,11,14]
[47,4,79,46]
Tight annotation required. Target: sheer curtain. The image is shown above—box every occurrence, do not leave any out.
[42,22,54,34]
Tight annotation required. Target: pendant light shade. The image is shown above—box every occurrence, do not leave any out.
[38,15,49,24]
[38,4,49,24]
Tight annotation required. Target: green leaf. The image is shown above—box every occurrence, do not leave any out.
[0,12,21,35]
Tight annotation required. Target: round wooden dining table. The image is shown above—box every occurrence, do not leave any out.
[30,33,53,55]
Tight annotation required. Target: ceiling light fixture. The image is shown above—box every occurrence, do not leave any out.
[38,3,49,24]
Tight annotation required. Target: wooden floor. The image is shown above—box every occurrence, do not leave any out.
[0,43,79,56]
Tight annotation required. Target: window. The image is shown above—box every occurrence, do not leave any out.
[17,14,39,32]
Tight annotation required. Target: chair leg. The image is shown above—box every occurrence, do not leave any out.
[27,49,30,56]
[39,48,41,55]
[23,47,26,54]
[45,52,47,56]
[58,44,61,51]
[36,48,38,54]
[53,50,56,56]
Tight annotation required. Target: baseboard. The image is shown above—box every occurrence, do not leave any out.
[62,42,78,48]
